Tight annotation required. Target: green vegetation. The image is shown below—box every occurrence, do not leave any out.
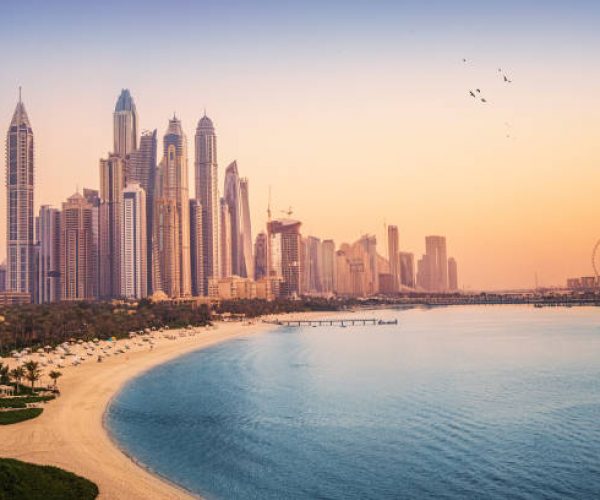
[0,300,212,355]
[215,297,342,318]
[0,458,98,499]
[0,395,55,409]
[0,298,346,355]
[0,408,43,425]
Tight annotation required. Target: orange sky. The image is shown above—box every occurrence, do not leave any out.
[1,2,599,290]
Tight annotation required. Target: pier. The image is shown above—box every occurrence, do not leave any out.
[267,318,398,327]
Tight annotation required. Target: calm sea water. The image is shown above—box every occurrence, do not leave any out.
[107,306,600,499]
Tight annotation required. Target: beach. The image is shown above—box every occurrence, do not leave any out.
[0,320,279,499]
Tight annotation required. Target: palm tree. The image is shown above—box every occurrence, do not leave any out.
[9,366,25,394]
[0,362,9,385]
[23,360,42,392]
[48,370,62,391]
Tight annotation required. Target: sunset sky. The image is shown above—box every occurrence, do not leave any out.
[1,0,599,290]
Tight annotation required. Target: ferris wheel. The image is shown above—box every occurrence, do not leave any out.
[592,239,600,282]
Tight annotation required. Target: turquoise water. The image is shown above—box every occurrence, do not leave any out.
[107,306,600,499]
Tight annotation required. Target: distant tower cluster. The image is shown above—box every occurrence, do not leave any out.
[4,87,461,304]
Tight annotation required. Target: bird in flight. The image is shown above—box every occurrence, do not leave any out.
[469,91,476,98]
[481,98,488,103]
[503,75,513,83]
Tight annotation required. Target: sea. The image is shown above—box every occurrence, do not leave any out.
[106,306,600,499]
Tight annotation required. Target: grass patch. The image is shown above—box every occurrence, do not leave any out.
[0,408,43,425]
[0,395,55,409]
[0,458,98,499]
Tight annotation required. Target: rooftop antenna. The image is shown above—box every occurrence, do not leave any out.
[18,86,22,103]
[267,185,272,221]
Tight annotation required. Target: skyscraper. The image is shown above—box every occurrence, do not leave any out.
[399,251,415,288]
[220,198,232,278]
[239,177,253,279]
[424,235,448,291]
[254,232,268,281]
[83,188,100,299]
[448,257,458,291]
[224,161,241,275]
[321,240,336,294]
[99,155,124,298]
[153,116,191,298]
[61,193,95,300]
[267,219,302,298]
[387,225,400,292]
[37,205,61,303]
[195,114,219,290]
[6,91,35,296]
[113,89,138,158]
[189,199,204,296]
[127,130,157,293]
[120,183,147,299]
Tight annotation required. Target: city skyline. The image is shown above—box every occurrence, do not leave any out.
[2,1,599,290]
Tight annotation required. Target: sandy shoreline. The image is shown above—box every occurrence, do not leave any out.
[0,320,281,499]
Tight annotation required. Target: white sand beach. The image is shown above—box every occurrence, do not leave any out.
[0,320,279,499]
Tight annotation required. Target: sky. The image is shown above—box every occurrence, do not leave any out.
[1,0,599,290]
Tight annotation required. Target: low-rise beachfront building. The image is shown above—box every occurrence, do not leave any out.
[208,276,258,300]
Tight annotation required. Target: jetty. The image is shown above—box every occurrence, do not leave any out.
[267,318,398,327]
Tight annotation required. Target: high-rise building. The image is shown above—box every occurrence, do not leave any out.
[37,206,61,303]
[416,254,430,290]
[333,236,378,297]
[239,177,253,279]
[0,264,6,293]
[60,193,95,300]
[99,155,124,298]
[254,232,268,281]
[152,116,191,298]
[83,189,100,299]
[303,236,323,294]
[224,161,241,275]
[189,199,204,296]
[399,251,415,288]
[220,198,232,278]
[424,235,448,291]
[195,114,219,290]
[448,257,458,291]
[387,225,400,292]
[127,130,157,292]
[120,183,147,299]
[321,240,335,294]
[113,89,138,158]
[6,91,35,296]
[267,219,302,298]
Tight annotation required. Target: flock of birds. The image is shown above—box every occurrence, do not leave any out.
[462,58,514,138]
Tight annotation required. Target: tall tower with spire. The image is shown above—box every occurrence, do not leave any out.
[6,89,35,295]
[195,114,219,292]
[113,89,138,158]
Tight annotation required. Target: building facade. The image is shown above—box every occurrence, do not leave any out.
[99,155,124,298]
[387,225,400,292]
[195,115,219,291]
[61,193,95,300]
[127,129,157,293]
[121,183,147,299]
[113,89,138,158]
[6,93,35,297]
[152,117,191,298]
[37,205,61,303]
[189,199,204,296]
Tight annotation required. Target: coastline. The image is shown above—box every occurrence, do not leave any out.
[0,320,280,499]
